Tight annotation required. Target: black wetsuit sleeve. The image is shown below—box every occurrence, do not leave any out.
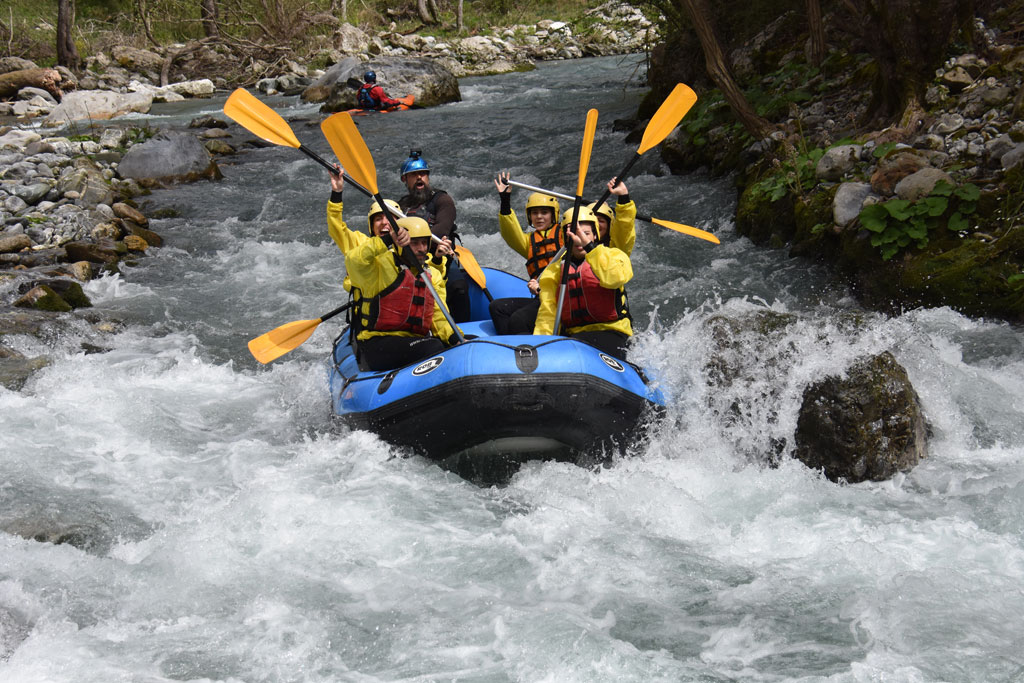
[330,190,344,203]
[499,192,511,215]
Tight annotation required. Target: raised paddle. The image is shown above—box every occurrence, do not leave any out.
[320,111,465,343]
[248,302,352,364]
[591,83,698,215]
[505,179,720,245]
[554,108,599,336]
[223,89,490,292]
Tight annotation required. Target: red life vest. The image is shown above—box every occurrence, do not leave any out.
[358,266,434,335]
[525,224,564,280]
[560,259,630,328]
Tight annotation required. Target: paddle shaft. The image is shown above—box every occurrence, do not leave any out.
[374,193,465,344]
[319,301,353,324]
[591,153,641,217]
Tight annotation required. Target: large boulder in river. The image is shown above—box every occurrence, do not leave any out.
[117,131,221,184]
[794,352,927,482]
[313,57,461,112]
[301,56,363,103]
[43,89,153,126]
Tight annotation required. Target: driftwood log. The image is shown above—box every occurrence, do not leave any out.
[0,68,63,101]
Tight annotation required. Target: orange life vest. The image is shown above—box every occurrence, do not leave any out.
[525,224,564,280]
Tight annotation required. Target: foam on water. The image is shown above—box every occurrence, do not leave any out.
[3,55,1024,681]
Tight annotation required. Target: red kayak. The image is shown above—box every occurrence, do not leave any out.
[346,94,415,116]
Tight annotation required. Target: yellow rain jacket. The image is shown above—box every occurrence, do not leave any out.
[533,244,633,338]
[328,199,457,344]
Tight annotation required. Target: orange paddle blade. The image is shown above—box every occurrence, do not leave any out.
[320,113,380,196]
[247,317,323,364]
[638,83,698,155]
[223,88,301,148]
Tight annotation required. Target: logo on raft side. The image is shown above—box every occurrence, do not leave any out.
[412,356,445,376]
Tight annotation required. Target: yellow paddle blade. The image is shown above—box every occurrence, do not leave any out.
[247,317,323,364]
[576,108,599,197]
[638,83,698,155]
[649,216,720,244]
[454,245,486,289]
[320,113,379,196]
[223,88,301,148]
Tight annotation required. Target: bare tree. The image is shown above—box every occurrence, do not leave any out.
[56,0,80,71]
[201,0,220,38]
[807,0,825,66]
[417,0,436,24]
[136,0,159,46]
[457,0,464,31]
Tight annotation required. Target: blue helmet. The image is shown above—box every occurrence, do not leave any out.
[400,149,430,176]
[364,70,376,83]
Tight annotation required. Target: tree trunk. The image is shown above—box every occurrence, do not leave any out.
[56,0,80,71]
[806,0,825,66]
[679,0,775,140]
[457,0,464,31]
[0,68,64,100]
[136,0,158,47]
[416,0,435,24]
[840,0,975,126]
[200,0,220,38]
[427,0,441,24]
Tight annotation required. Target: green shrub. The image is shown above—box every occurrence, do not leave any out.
[859,181,980,260]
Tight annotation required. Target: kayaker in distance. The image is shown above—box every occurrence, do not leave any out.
[356,70,404,111]
[488,173,563,335]
[533,205,634,361]
[326,170,460,371]
[398,150,470,322]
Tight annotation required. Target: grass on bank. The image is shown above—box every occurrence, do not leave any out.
[1,0,607,67]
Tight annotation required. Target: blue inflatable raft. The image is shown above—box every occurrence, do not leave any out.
[329,266,665,481]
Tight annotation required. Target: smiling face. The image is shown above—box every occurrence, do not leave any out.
[369,212,390,237]
[527,207,555,231]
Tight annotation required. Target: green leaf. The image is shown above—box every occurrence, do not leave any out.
[873,142,899,158]
[1008,273,1024,285]
[905,221,928,239]
[881,244,899,260]
[958,201,977,215]
[954,183,980,201]
[860,204,889,232]
[884,199,913,220]
[897,234,912,247]
[929,180,954,197]
[948,212,969,231]
[921,196,948,217]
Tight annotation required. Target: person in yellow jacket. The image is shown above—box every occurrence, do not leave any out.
[326,170,458,371]
[534,205,633,361]
[488,171,563,334]
[588,176,637,255]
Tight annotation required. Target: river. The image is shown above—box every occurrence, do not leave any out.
[2,54,1024,682]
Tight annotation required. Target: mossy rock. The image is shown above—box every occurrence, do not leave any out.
[897,228,1024,321]
[14,285,72,313]
[736,180,797,246]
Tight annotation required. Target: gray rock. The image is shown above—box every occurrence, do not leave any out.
[833,182,874,227]
[117,131,221,183]
[13,182,52,206]
[815,144,863,181]
[1003,143,1024,171]
[794,352,927,483]
[43,90,154,126]
[3,195,28,214]
[894,167,954,201]
[932,112,964,135]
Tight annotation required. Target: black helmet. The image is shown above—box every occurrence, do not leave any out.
[364,70,376,83]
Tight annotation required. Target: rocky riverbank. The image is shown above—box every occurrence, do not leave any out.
[644,13,1024,323]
